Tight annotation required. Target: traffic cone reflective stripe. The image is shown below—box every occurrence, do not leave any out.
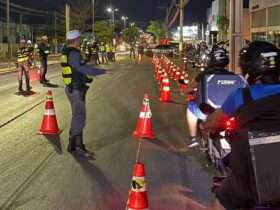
[127,162,149,210]
[133,94,155,139]
[38,90,61,135]
[44,109,56,115]
[139,111,152,119]
[160,84,172,103]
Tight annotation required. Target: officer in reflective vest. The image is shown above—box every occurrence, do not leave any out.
[62,30,111,157]
[16,39,31,92]
[91,42,100,65]
[100,42,108,64]
[38,35,51,83]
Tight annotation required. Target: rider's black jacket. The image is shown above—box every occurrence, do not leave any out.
[217,88,280,209]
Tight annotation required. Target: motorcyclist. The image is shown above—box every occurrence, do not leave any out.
[202,41,280,210]
[185,46,232,148]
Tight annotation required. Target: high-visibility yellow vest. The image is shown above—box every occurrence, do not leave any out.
[16,47,29,63]
[61,47,93,86]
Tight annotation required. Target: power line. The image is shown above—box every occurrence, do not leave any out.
[0,0,64,18]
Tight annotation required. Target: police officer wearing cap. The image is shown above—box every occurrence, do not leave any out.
[38,35,51,83]
[61,30,110,156]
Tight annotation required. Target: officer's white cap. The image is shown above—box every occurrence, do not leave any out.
[27,40,32,44]
[41,35,48,40]
[66,30,81,40]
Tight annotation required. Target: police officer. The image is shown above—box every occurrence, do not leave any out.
[38,35,51,83]
[100,42,108,64]
[16,39,32,92]
[61,30,111,156]
[91,42,100,65]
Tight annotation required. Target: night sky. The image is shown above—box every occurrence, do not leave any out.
[9,0,249,26]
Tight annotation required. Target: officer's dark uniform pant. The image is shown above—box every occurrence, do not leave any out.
[40,56,48,81]
[18,64,30,89]
[65,87,86,137]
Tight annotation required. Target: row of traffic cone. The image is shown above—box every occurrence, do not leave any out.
[152,55,190,97]
[126,54,191,209]
[127,93,156,209]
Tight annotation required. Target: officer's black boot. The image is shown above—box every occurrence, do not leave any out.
[26,75,32,91]
[18,80,23,92]
[67,136,76,153]
[75,135,94,157]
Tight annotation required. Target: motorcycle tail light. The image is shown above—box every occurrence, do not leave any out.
[225,117,236,130]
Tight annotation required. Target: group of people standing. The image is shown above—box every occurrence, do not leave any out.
[129,42,145,63]
[16,35,51,92]
[80,39,116,65]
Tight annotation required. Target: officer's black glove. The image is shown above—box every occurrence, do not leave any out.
[85,77,94,84]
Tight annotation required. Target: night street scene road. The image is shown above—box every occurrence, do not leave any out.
[1,0,280,210]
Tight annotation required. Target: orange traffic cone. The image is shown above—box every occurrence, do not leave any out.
[38,90,61,135]
[160,80,172,102]
[133,94,155,139]
[160,77,169,90]
[127,162,149,210]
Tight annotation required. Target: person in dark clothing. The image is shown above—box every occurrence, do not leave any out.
[91,42,100,65]
[185,46,232,148]
[203,41,280,210]
[61,30,112,157]
[137,43,145,63]
[38,35,51,83]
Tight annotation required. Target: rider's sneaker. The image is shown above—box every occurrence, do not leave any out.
[187,138,200,148]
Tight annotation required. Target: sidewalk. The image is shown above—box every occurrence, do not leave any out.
[0,54,61,75]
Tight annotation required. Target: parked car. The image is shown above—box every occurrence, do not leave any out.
[151,45,174,57]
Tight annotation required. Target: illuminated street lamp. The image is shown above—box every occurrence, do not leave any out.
[107,7,118,28]
[121,16,128,28]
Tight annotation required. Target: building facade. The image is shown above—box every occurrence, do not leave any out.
[250,0,280,47]
[206,0,251,45]
[206,0,228,44]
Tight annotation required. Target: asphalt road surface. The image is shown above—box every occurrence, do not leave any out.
[0,56,214,210]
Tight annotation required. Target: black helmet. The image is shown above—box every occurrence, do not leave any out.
[207,46,229,69]
[240,41,280,84]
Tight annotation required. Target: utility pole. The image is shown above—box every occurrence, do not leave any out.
[229,0,243,74]
[92,0,95,40]
[112,10,115,29]
[65,3,70,34]
[179,0,184,62]
[6,0,10,67]
[19,13,23,40]
[54,11,57,53]
[202,23,204,41]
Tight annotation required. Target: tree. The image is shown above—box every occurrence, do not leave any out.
[122,26,140,44]
[95,21,113,44]
[69,0,93,32]
[146,21,168,44]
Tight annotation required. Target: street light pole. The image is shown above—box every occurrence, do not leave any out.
[121,16,128,29]
[65,3,70,33]
[92,0,95,40]
[54,11,57,53]
[179,0,184,62]
[112,10,115,29]
[6,0,10,67]
[229,0,243,74]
